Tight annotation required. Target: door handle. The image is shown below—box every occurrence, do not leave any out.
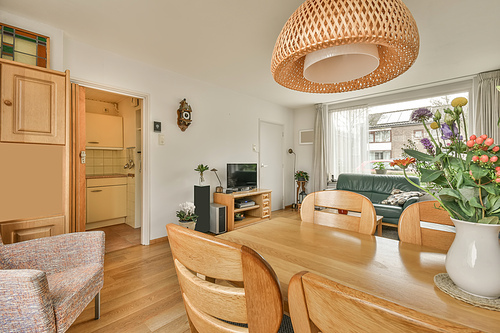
[261,163,268,168]
[4,100,12,106]
[88,141,99,144]
[91,189,103,193]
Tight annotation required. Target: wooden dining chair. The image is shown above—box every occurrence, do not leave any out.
[398,201,455,251]
[300,190,377,235]
[288,271,475,332]
[166,223,283,333]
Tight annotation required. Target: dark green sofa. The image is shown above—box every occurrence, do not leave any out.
[336,173,421,226]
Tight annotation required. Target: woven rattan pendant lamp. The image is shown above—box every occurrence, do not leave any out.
[271,0,419,93]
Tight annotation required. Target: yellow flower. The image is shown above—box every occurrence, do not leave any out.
[430,122,440,129]
[451,97,468,107]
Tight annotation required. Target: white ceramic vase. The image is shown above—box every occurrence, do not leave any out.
[179,220,197,230]
[445,218,500,299]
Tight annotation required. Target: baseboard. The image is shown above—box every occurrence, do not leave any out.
[150,235,169,244]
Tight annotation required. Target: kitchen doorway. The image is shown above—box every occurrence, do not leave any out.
[71,81,149,249]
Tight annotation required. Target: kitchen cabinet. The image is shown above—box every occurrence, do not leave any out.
[86,177,127,225]
[86,113,123,149]
[0,58,70,244]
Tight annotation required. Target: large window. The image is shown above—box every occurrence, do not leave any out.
[326,90,470,177]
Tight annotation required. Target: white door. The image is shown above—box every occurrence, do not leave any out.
[259,121,284,211]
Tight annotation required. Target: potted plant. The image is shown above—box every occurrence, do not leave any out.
[176,201,198,230]
[373,161,387,174]
[295,170,309,182]
[234,213,245,221]
[194,164,209,185]
[392,97,500,298]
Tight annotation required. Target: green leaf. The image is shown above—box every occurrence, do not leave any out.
[488,196,500,214]
[458,187,477,201]
[469,197,484,209]
[437,188,462,200]
[480,183,497,195]
[420,168,444,183]
[457,200,475,218]
[448,157,463,170]
[478,216,500,224]
[470,163,489,180]
[456,172,464,188]
[403,149,435,162]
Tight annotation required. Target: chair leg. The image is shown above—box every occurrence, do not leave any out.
[95,292,101,320]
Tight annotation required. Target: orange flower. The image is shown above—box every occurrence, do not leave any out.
[390,158,416,168]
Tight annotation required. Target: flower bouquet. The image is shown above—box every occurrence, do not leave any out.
[392,97,500,224]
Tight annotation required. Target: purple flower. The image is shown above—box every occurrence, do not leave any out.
[411,108,433,122]
[420,137,435,155]
[441,123,463,141]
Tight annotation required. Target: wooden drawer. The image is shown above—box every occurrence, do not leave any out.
[262,200,270,209]
[262,208,270,218]
[262,193,270,200]
[0,216,65,244]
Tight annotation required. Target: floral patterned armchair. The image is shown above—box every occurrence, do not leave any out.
[0,231,105,332]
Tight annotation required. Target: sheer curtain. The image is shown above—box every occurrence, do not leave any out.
[328,105,369,178]
[472,70,500,141]
[312,104,329,192]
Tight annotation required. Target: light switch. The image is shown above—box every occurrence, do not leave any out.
[158,134,165,145]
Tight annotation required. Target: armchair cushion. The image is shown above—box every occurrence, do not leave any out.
[0,232,105,333]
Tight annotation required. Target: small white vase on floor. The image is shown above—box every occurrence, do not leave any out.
[445,218,500,299]
[179,220,197,230]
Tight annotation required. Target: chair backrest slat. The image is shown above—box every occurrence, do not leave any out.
[167,223,283,333]
[174,259,247,323]
[168,223,243,281]
[288,271,475,333]
[399,201,455,251]
[301,190,377,235]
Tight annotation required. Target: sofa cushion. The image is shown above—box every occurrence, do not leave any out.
[381,189,425,206]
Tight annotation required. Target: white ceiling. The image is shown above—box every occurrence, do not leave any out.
[2,0,499,109]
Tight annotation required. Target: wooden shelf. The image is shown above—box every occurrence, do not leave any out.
[233,217,269,229]
[234,205,260,213]
[213,189,272,231]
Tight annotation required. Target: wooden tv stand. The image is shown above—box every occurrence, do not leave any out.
[214,189,272,231]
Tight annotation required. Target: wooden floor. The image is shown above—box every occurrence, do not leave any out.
[67,207,392,332]
[92,223,142,253]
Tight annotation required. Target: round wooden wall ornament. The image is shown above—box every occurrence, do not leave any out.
[177,99,192,131]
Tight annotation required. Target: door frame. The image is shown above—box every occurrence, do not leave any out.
[71,78,151,245]
[258,119,285,210]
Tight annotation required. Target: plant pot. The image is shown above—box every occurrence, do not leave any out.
[297,177,306,181]
[445,218,500,299]
[375,169,387,174]
[179,220,197,230]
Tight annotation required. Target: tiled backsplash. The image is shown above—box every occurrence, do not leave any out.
[86,149,129,175]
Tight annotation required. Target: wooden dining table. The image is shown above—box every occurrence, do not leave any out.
[217,217,499,332]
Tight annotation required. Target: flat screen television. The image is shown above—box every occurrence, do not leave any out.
[227,163,258,190]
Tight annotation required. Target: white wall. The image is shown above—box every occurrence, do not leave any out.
[1,11,296,241]
[293,106,316,192]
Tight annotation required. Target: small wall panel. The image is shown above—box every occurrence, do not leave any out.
[1,63,66,144]
[1,216,65,244]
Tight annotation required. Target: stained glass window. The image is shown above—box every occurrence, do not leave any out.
[0,23,49,68]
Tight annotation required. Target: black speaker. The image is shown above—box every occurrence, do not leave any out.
[194,185,210,233]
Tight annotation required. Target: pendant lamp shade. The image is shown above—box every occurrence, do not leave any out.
[271,0,420,93]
